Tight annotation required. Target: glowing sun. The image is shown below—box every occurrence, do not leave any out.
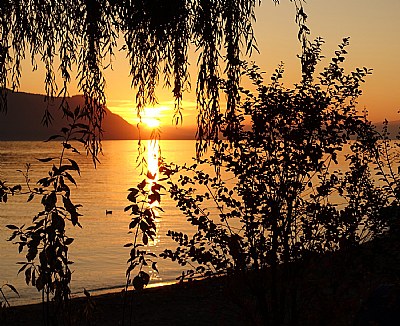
[142,107,161,128]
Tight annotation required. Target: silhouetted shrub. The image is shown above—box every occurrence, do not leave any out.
[161,38,400,325]
[5,108,90,325]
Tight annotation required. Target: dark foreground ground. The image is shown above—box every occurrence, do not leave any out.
[2,278,247,326]
[2,231,400,326]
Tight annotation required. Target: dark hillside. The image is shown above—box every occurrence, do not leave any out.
[0,91,138,140]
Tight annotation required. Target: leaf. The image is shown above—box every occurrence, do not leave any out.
[45,134,63,142]
[64,238,74,245]
[124,205,133,212]
[31,270,36,286]
[63,196,75,213]
[132,271,150,291]
[139,271,150,286]
[149,192,161,204]
[6,224,19,230]
[36,157,56,163]
[11,185,22,192]
[137,179,147,190]
[147,171,156,180]
[63,108,74,119]
[143,233,149,245]
[127,191,138,203]
[131,205,140,214]
[129,218,140,229]
[7,232,18,242]
[71,213,80,227]
[125,204,139,215]
[124,243,133,247]
[151,183,165,192]
[37,176,51,187]
[4,284,19,297]
[64,172,77,186]
[152,262,159,273]
[143,209,153,218]
[43,192,57,211]
[52,213,65,232]
[25,267,32,285]
[36,275,44,291]
[17,264,28,274]
[27,193,34,202]
[58,165,75,174]
[67,159,80,175]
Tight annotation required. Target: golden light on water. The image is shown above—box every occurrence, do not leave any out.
[147,139,159,181]
[147,139,161,246]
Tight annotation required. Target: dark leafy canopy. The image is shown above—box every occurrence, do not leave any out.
[0,0,308,153]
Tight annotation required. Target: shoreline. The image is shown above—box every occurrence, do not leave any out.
[5,279,179,308]
[2,232,400,326]
[4,277,248,326]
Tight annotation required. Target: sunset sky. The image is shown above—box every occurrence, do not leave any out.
[18,0,400,127]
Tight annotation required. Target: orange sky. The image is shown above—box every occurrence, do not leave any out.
[18,0,400,126]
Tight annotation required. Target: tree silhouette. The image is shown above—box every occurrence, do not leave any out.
[160,38,399,325]
[0,0,308,154]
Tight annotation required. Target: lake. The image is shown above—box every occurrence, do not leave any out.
[0,139,393,306]
[0,140,204,305]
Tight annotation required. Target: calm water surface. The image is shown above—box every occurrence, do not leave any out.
[1,139,389,305]
[0,140,200,305]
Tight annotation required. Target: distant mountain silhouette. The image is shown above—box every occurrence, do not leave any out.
[0,91,196,140]
[3,91,395,141]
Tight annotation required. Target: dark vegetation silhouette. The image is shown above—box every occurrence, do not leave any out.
[5,108,90,325]
[0,283,19,308]
[122,158,167,325]
[0,1,301,323]
[158,39,400,325]
[1,0,399,325]
[0,283,19,324]
[0,0,310,153]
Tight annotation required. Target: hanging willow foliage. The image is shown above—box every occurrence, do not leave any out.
[0,0,308,155]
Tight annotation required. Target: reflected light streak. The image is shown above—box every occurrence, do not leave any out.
[147,139,161,247]
[147,139,159,181]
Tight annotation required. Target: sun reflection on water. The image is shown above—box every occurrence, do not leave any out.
[146,139,161,250]
[147,139,159,181]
